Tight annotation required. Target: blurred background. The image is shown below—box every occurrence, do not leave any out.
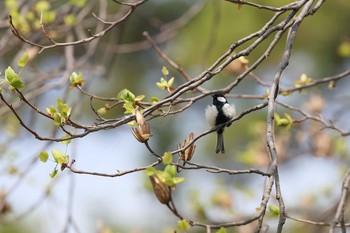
[0,0,350,232]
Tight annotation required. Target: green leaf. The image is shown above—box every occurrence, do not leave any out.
[172,177,185,184]
[150,97,159,103]
[295,73,312,88]
[49,168,58,178]
[284,113,293,124]
[162,151,172,165]
[51,149,63,163]
[268,205,280,217]
[123,102,137,114]
[35,1,50,12]
[156,170,172,185]
[134,95,145,102]
[146,167,156,176]
[18,52,29,67]
[164,165,176,178]
[69,71,84,86]
[57,98,71,119]
[46,99,71,125]
[6,0,18,11]
[274,113,292,129]
[334,137,347,156]
[38,151,49,163]
[64,14,76,26]
[167,77,175,87]
[46,105,57,115]
[177,219,190,231]
[338,41,350,58]
[42,11,56,24]
[51,149,69,164]
[5,66,25,89]
[162,66,169,76]
[117,88,135,102]
[97,107,107,115]
[69,0,87,7]
[53,113,63,126]
[60,134,72,145]
[156,77,167,90]
[216,227,227,233]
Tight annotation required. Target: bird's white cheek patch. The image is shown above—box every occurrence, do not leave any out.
[205,105,218,127]
[217,96,226,103]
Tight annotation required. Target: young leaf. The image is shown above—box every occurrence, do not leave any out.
[162,66,169,76]
[164,165,176,178]
[52,149,63,163]
[146,167,156,176]
[60,134,72,145]
[38,151,49,163]
[49,168,58,178]
[162,151,172,165]
[134,95,145,102]
[216,227,227,233]
[156,78,167,90]
[274,113,293,129]
[117,88,135,102]
[268,204,280,217]
[337,41,350,58]
[123,102,137,114]
[18,52,29,67]
[69,71,84,86]
[51,149,69,164]
[5,66,25,89]
[150,97,159,103]
[35,1,50,12]
[167,77,174,87]
[70,0,87,7]
[63,14,76,26]
[97,107,107,115]
[177,219,190,231]
[172,177,185,184]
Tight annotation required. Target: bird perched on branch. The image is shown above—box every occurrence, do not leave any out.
[205,94,236,154]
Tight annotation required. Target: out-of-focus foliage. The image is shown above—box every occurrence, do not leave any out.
[0,0,350,232]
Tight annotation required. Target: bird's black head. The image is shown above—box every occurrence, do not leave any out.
[212,94,227,106]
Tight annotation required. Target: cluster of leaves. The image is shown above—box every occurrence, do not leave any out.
[96,66,174,117]
[69,71,84,89]
[294,73,313,94]
[116,88,145,115]
[46,99,72,126]
[274,112,293,129]
[0,52,28,92]
[38,136,71,178]
[7,0,87,35]
[146,154,185,188]
[156,66,175,92]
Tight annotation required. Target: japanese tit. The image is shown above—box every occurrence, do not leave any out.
[205,94,236,154]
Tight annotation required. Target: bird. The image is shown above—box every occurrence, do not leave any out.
[205,94,236,153]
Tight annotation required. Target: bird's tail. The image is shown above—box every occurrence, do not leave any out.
[216,131,225,154]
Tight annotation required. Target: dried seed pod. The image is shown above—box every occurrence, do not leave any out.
[178,133,196,162]
[149,175,171,204]
[132,110,152,143]
[177,133,196,172]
